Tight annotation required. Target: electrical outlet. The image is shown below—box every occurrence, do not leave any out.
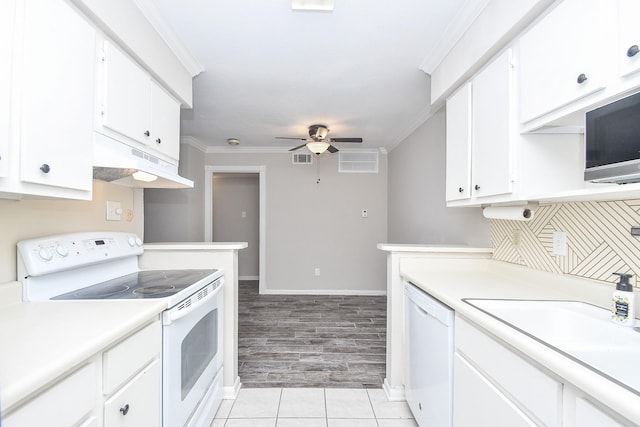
[552,231,567,256]
[361,209,368,218]
[512,229,522,246]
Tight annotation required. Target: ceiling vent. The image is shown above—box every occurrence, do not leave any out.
[339,150,379,173]
[292,153,313,165]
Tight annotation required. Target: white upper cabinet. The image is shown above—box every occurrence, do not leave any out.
[446,50,514,205]
[150,81,180,160]
[101,41,181,163]
[0,0,14,179]
[472,49,514,199]
[102,41,152,146]
[618,0,640,78]
[17,0,95,194]
[519,0,609,124]
[445,83,472,202]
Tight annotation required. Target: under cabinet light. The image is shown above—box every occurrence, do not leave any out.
[132,170,158,182]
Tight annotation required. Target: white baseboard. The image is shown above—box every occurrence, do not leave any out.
[239,275,259,281]
[259,288,386,296]
[383,378,406,401]
[223,376,241,399]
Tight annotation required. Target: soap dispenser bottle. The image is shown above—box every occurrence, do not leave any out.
[612,272,636,326]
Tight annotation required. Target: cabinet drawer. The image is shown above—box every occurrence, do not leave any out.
[456,317,562,426]
[4,363,96,427]
[103,321,161,395]
[104,358,161,427]
[454,353,536,427]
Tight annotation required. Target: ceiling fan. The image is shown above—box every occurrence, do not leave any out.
[276,124,363,154]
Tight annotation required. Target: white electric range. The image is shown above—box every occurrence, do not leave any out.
[17,231,224,427]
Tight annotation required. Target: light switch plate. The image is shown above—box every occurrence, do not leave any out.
[106,200,122,221]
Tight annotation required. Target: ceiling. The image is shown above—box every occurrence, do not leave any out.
[147,0,488,152]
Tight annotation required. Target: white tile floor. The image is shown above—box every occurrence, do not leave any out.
[211,388,418,427]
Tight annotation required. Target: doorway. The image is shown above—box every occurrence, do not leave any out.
[204,166,266,287]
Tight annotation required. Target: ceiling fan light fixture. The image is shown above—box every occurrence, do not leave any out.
[306,141,330,154]
[292,0,333,12]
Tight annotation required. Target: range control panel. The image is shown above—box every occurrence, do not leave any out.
[17,232,143,277]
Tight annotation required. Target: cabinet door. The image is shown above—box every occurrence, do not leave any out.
[102,41,151,145]
[453,353,537,427]
[150,81,180,161]
[519,0,608,123]
[4,363,96,427]
[0,0,14,179]
[472,49,513,198]
[618,0,640,78]
[574,397,626,427]
[445,83,471,201]
[19,0,95,191]
[104,359,161,427]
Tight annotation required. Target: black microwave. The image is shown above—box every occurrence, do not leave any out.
[585,91,640,184]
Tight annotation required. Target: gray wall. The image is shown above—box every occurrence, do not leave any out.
[212,173,260,278]
[144,146,388,293]
[387,110,490,246]
[145,142,206,242]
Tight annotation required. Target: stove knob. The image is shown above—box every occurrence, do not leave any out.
[55,245,68,257]
[135,237,143,247]
[38,247,53,261]
[127,236,136,247]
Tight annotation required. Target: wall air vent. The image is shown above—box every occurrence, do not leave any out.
[292,153,313,165]
[339,150,379,173]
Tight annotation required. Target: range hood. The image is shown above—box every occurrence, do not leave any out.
[93,133,194,188]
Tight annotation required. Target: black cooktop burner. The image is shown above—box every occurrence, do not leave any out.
[52,269,218,300]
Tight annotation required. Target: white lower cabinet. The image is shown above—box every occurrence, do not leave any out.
[454,316,637,427]
[454,316,562,427]
[2,321,161,427]
[453,353,537,427]
[104,359,161,427]
[3,363,97,427]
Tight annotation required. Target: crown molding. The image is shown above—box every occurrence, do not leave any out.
[134,0,205,77]
[419,0,490,75]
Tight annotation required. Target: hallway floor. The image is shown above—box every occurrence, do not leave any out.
[238,281,387,388]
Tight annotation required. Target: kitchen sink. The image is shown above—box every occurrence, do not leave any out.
[464,299,640,395]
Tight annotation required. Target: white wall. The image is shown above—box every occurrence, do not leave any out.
[0,181,142,284]
[387,110,490,246]
[212,173,259,278]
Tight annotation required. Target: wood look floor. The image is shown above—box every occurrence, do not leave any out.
[238,281,387,388]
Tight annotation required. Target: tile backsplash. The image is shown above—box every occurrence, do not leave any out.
[491,199,640,287]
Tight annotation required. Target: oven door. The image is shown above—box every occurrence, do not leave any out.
[162,282,223,427]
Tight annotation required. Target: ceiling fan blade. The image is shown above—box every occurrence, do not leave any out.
[276,136,308,141]
[288,144,308,152]
[327,145,339,153]
[330,138,363,143]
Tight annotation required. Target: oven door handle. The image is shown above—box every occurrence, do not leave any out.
[163,282,222,325]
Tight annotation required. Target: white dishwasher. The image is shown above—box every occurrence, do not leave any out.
[404,281,454,427]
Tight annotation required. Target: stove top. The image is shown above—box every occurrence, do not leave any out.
[51,269,219,300]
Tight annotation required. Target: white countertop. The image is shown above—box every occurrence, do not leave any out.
[0,282,165,413]
[144,242,248,251]
[377,243,493,254]
[400,257,640,425]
